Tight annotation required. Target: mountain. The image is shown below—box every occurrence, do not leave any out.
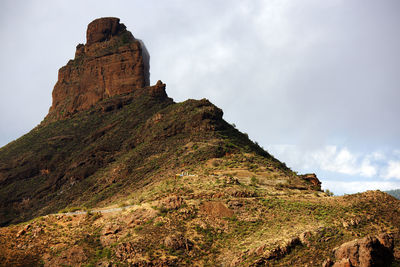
[0,17,291,227]
[386,189,400,200]
[0,17,399,266]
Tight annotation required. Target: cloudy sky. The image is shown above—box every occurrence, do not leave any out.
[1,0,399,195]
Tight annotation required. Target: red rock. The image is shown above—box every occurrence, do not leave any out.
[163,233,192,250]
[16,224,30,237]
[332,233,394,267]
[158,195,184,210]
[322,258,334,267]
[254,244,267,256]
[332,258,351,267]
[46,17,151,121]
[16,228,25,237]
[101,223,121,236]
[200,201,234,218]
[46,246,87,266]
[299,231,313,246]
[264,237,301,260]
[299,173,322,190]
[86,17,124,45]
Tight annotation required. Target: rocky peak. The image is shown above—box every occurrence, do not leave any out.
[86,17,126,45]
[46,17,153,121]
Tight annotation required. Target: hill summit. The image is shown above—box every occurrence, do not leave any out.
[0,18,399,266]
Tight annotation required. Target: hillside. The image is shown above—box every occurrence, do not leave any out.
[0,17,399,266]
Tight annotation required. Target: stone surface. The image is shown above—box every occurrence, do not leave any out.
[163,233,192,250]
[86,17,124,45]
[332,258,351,267]
[200,201,234,218]
[299,173,322,191]
[45,246,87,267]
[332,233,394,267]
[322,258,334,267]
[264,237,301,260]
[299,231,313,247]
[16,224,30,237]
[158,195,184,210]
[101,223,121,236]
[47,17,151,121]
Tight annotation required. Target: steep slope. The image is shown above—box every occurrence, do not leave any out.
[0,18,399,266]
[0,80,297,226]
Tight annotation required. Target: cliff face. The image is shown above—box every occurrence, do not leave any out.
[47,17,150,121]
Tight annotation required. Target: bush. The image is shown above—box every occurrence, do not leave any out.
[250,176,258,186]
[325,189,334,196]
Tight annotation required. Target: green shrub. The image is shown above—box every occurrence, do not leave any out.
[250,176,258,186]
[325,189,334,197]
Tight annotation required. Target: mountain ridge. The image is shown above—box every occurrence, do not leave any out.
[386,189,400,200]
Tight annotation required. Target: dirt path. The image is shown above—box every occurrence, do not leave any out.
[58,204,138,216]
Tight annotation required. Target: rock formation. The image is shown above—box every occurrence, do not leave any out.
[47,17,150,120]
[299,173,322,191]
[329,233,394,267]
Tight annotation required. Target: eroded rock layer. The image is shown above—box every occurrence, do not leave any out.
[47,17,150,120]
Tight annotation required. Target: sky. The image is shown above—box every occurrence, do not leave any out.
[1,0,399,195]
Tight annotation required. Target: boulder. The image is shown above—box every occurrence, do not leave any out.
[299,173,321,190]
[332,258,351,267]
[16,224,30,237]
[200,201,234,218]
[163,233,192,250]
[331,233,394,267]
[322,258,334,267]
[158,195,184,210]
[299,231,313,247]
[101,223,121,236]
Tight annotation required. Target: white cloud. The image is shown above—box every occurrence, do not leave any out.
[314,146,359,175]
[383,160,400,179]
[322,180,400,195]
[269,145,379,178]
[267,144,400,194]
[360,158,377,177]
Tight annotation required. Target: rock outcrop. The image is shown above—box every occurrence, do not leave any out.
[47,17,151,121]
[86,17,123,45]
[299,173,322,191]
[329,233,394,267]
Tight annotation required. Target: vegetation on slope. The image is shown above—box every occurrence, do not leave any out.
[0,177,399,266]
[0,85,299,227]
